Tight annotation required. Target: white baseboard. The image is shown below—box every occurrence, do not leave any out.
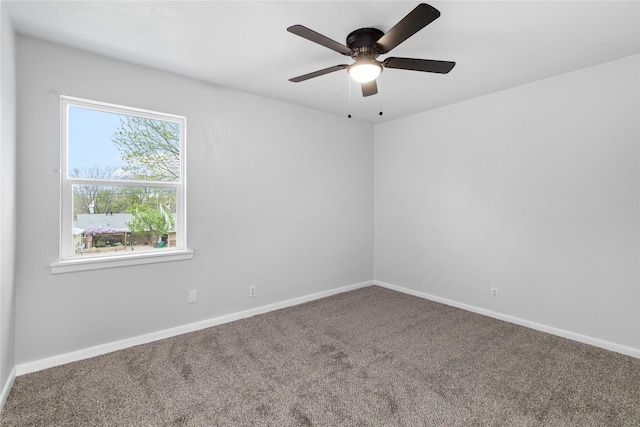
[0,366,16,413]
[15,280,373,376]
[16,278,636,377]
[373,280,640,359]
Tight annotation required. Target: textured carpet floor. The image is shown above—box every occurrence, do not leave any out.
[2,286,639,426]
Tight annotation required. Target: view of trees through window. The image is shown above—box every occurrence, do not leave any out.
[65,102,183,257]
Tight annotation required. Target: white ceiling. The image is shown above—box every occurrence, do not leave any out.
[5,1,640,123]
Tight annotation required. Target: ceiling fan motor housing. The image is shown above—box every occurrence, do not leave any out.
[346,28,384,58]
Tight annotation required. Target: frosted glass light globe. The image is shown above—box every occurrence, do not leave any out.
[348,62,382,83]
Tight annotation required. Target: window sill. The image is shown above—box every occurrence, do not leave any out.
[50,249,194,274]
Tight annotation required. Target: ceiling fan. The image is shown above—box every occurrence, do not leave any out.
[287,3,455,97]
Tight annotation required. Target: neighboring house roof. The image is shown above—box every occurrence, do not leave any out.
[74,213,132,232]
[73,213,177,234]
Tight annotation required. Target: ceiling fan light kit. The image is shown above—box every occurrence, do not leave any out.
[287,3,455,101]
[348,60,382,83]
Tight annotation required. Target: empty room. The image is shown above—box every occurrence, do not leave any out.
[0,1,639,425]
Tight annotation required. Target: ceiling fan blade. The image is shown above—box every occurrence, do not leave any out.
[361,80,378,97]
[287,25,352,55]
[383,57,455,74]
[289,64,349,82]
[376,3,441,54]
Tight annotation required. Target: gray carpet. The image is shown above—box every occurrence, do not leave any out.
[2,286,639,426]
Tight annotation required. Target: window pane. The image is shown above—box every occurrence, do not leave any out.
[72,185,177,256]
[68,106,181,182]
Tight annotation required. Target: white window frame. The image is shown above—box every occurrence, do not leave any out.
[50,96,192,274]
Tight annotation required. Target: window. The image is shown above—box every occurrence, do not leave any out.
[52,97,192,274]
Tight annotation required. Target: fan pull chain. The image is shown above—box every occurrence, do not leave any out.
[378,76,383,117]
[348,76,352,118]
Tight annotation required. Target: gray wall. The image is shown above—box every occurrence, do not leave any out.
[10,35,640,369]
[14,36,374,364]
[375,55,640,351]
[0,2,17,401]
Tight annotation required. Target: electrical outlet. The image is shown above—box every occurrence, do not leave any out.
[491,287,499,299]
[249,286,256,297]
[188,290,197,304]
